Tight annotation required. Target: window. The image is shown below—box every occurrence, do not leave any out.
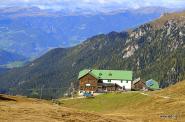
[108,80,111,82]
[121,80,123,83]
[126,81,128,83]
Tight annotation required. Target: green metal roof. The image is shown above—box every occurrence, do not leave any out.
[78,69,133,80]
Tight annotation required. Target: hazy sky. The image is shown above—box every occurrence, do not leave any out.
[1,0,185,11]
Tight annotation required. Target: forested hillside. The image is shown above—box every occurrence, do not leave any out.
[0,11,184,99]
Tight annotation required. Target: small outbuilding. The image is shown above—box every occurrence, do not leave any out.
[146,79,160,90]
[132,77,146,91]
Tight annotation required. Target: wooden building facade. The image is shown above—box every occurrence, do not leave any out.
[79,74,98,92]
[132,78,146,91]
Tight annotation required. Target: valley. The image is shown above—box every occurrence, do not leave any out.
[0,67,8,74]
[0,50,26,71]
[0,6,173,59]
[0,10,184,99]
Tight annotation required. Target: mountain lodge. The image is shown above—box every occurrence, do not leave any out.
[78,69,133,93]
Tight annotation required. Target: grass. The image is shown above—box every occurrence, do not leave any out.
[151,10,185,29]
[1,81,185,121]
[0,94,114,122]
[60,81,185,121]
[61,92,150,113]
[152,80,185,98]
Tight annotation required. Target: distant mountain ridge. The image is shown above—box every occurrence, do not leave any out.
[0,6,176,58]
[0,6,173,16]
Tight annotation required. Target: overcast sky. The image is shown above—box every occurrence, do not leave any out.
[1,0,185,11]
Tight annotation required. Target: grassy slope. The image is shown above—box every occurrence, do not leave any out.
[153,80,185,97]
[151,11,185,29]
[61,93,150,113]
[0,81,185,122]
[0,94,116,122]
[61,80,185,121]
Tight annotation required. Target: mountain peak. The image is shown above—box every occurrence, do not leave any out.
[151,10,185,29]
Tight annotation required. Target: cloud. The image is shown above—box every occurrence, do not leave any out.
[0,0,185,11]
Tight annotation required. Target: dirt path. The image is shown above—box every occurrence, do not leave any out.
[140,92,171,99]
[61,96,85,101]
